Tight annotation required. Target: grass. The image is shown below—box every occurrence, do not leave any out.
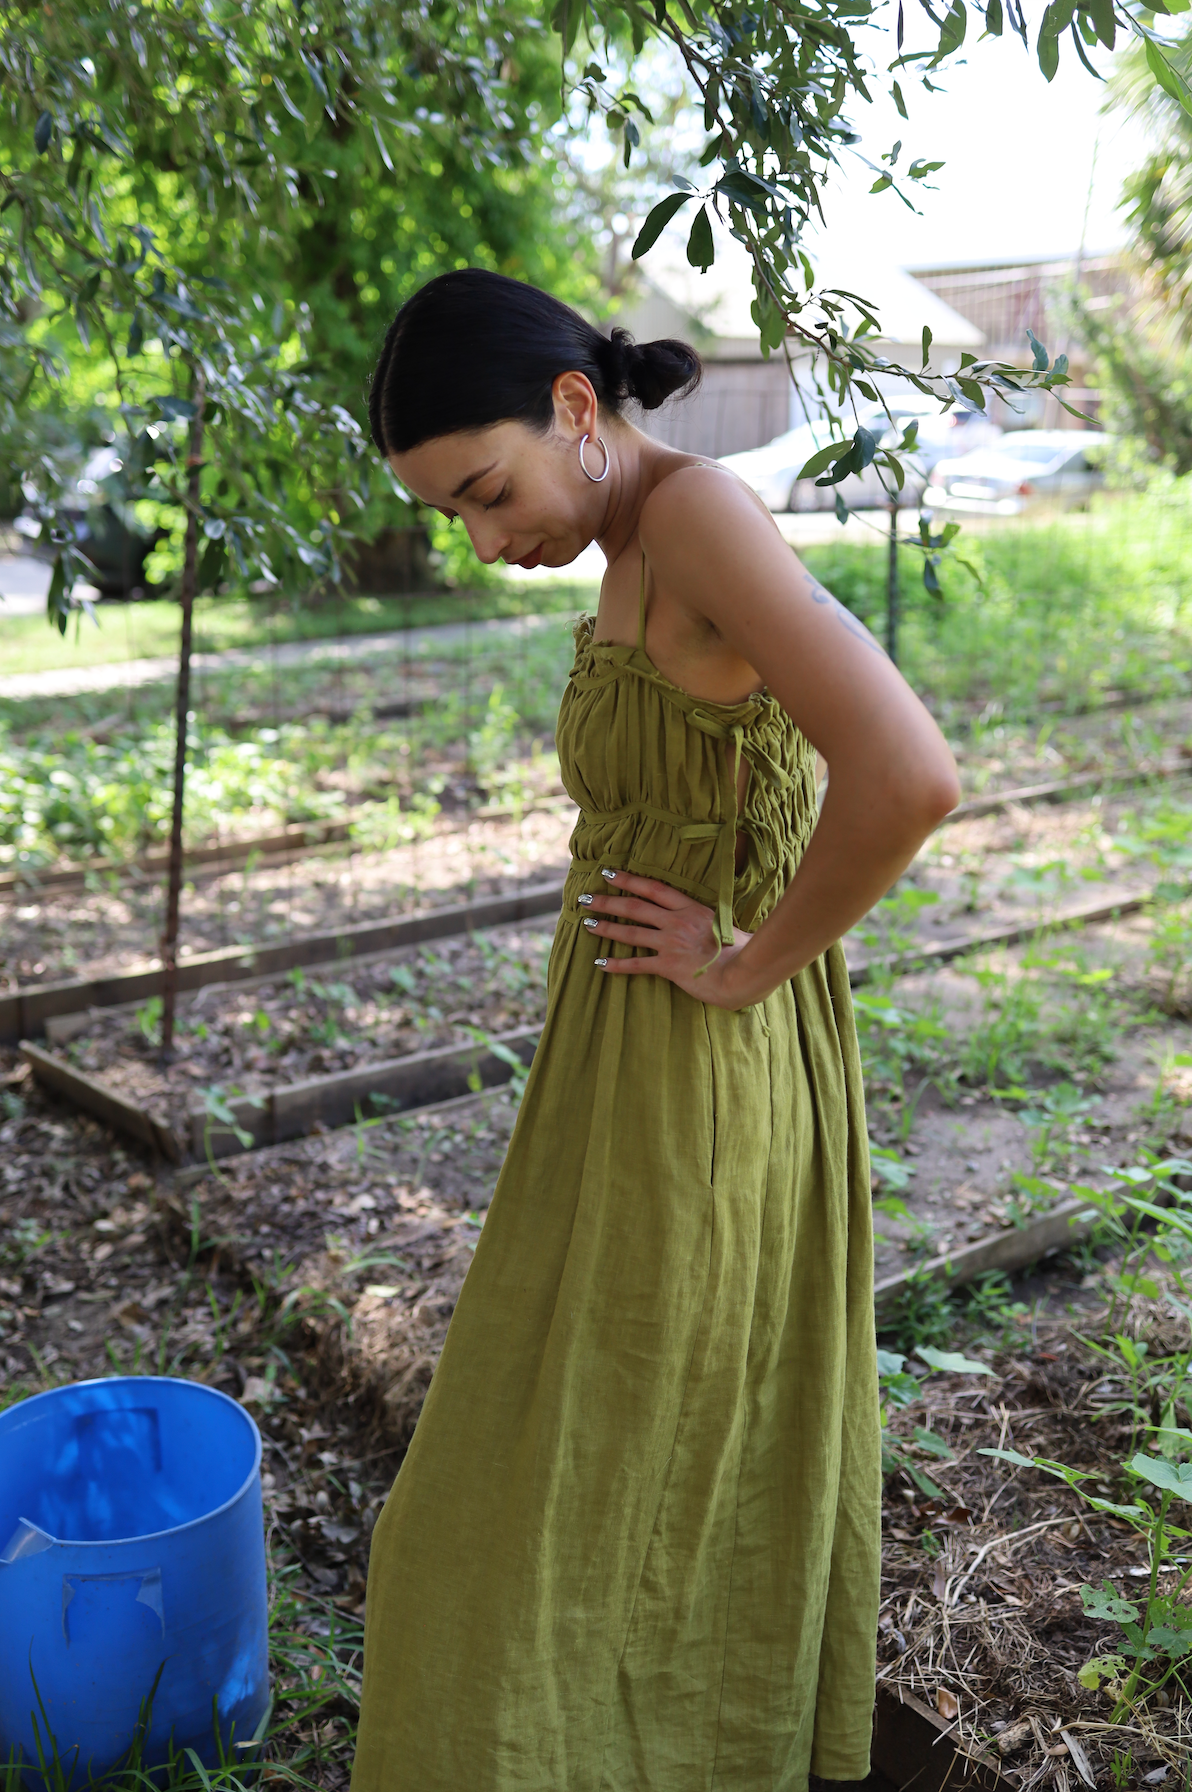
[0,620,580,868]
[0,580,595,678]
[0,1548,362,1792]
[7,487,1191,709]
[804,485,1192,728]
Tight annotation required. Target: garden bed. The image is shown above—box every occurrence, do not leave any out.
[8,987,1192,1788]
[37,918,555,1147]
[878,1319,1192,1789]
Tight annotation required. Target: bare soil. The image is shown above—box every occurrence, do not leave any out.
[0,1058,521,1787]
[48,919,555,1140]
[880,1327,1192,1788]
[0,802,574,989]
[8,1046,1192,1788]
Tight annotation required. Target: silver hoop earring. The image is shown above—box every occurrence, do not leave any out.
[578,433,610,483]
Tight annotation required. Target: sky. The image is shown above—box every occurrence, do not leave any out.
[810,27,1154,270]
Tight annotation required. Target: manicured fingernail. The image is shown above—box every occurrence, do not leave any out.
[601,868,617,881]
[583,917,598,929]
[578,892,594,905]
[594,957,608,967]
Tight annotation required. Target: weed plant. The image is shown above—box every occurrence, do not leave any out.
[0,1558,362,1792]
[969,1154,1192,1721]
[877,1343,993,1497]
[957,941,1133,1094]
[808,486,1192,728]
[0,620,578,870]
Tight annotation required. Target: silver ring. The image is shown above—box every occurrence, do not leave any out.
[578,433,610,483]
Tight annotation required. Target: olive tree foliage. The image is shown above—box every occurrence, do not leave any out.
[0,0,567,628]
[1114,25,1192,325]
[1067,26,1192,476]
[555,0,1192,497]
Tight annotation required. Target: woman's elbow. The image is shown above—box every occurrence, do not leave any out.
[918,761,962,828]
[883,758,961,841]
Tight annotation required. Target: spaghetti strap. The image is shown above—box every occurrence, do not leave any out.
[637,550,648,653]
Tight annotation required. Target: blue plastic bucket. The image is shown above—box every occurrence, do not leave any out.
[0,1376,269,1786]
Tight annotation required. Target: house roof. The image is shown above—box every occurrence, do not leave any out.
[616,220,985,354]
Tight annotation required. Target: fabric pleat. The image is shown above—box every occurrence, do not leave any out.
[351,618,881,1792]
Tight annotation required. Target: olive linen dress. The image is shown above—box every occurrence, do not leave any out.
[351,581,882,1792]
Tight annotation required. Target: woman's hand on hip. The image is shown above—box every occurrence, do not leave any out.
[579,869,754,1010]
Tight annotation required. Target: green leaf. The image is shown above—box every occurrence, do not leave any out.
[1145,36,1192,112]
[1077,1653,1127,1690]
[985,0,1004,32]
[906,1462,948,1498]
[33,110,52,155]
[153,394,198,421]
[46,554,69,637]
[1081,1580,1139,1623]
[978,1447,1038,1468]
[876,1348,907,1376]
[622,117,640,169]
[631,192,692,260]
[1085,1496,1150,1519]
[892,80,908,118]
[1026,328,1050,371]
[921,324,932,368]
[851,425,878,471]
[913,1425,954,1459]
[937,0,967,55]
[916,1346,994,1375]
[796,439,852,480]
[685,204,715,272]
[548,0,584,46]
[716,168,778,209]
[199,536,226,591]
[1129,1453,1192,1499]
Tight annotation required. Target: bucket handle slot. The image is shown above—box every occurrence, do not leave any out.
[62,1568,164,1644]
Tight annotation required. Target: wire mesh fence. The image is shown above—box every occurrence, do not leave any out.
[2,438,1192,1002]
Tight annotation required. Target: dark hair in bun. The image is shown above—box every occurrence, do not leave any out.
[368,268,702,455]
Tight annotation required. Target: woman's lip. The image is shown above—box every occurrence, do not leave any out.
[513,545,544,570]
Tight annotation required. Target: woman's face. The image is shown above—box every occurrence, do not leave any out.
[388,375,610,571]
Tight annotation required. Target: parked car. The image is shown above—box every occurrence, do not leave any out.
[923,430,1111,517]
[719,399,1002,514]
[14,445,161,597]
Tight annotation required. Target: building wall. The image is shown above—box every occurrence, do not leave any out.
[909,254,1136,428]
[633,357,792,458]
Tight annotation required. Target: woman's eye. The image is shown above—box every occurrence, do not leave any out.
[482,487,509,511]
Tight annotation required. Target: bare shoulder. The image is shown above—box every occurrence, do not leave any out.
[637,463,793,618]
[639,461,777,557]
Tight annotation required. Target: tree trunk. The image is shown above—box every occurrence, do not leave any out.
[160,368,207,1062]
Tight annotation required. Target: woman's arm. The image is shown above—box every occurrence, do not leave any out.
[583,466,960,1010]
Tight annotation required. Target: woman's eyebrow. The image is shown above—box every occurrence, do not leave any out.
[451,461,498,500]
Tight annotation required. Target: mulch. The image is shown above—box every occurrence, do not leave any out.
[880,1325,1192,1787]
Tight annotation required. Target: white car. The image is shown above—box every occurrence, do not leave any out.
[720,400,1002,514]
[924,430,1111,516]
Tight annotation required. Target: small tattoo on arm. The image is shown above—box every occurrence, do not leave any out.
[806,576,885,655]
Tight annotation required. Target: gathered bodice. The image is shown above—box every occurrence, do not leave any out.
[556,614,819,945]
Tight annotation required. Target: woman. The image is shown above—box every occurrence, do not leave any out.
[352,269,959,1792]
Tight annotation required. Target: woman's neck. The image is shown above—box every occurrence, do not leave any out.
[593,424,680,568]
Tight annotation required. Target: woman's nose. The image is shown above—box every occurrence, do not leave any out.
[465,519,511,565]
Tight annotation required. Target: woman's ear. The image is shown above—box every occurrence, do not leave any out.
[551,371,599,442]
